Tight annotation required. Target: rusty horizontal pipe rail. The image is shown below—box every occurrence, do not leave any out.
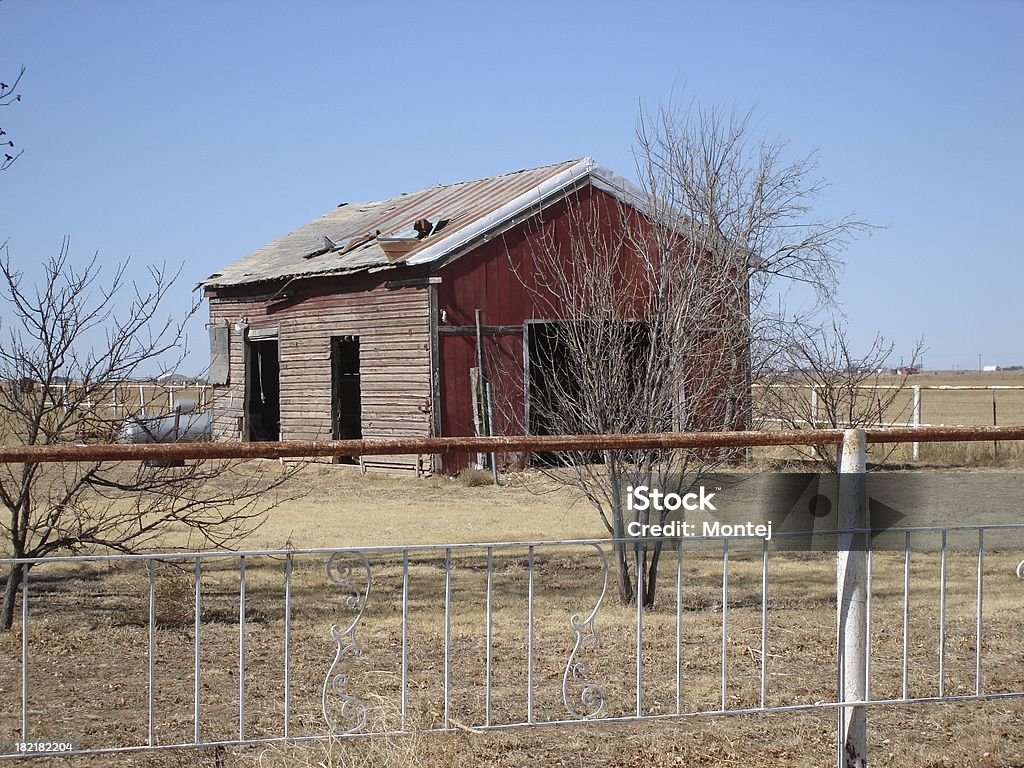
[2,425,1024,464]
[753,383,1024,391]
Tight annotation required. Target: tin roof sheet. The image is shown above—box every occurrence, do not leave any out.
[203,158,618,288]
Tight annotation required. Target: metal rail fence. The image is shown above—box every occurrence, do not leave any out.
[3,424,1024,464]
[38,382,210,417]
[2,529,1022,763]
[0,427,1023,766]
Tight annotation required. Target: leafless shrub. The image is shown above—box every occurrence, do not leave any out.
[0,241,304,630]
[760,320,925,469]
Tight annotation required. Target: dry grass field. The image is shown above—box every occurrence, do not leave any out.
[0,383,211,447]
[755,371,1024,467]
[2,464,1024,767]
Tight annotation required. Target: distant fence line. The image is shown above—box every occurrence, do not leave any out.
[755,383,1024,391]
[31,382,210,416]
[756,383,1024,460]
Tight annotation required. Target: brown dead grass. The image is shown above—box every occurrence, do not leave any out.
[150,463,606,552]
[2,465,1024,766]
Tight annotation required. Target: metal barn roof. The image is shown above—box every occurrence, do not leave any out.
[201,157,645,289]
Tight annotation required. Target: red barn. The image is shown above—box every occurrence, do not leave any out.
[202,158,746,473]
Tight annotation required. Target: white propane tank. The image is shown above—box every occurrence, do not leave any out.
[119,399,212,444]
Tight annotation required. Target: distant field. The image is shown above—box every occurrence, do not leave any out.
[0,382,210,446]
[854,370,1024,428]
[755,371,1024,466]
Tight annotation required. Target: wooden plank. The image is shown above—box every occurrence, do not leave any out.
[385,277,441,289]
[288,309,430,321]
[428,279,443,446]
[438,325,523,335]
[282,326,427,339]
[279,367,428,382]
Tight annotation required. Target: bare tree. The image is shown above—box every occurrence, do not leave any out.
[0,240,299,630]
[519,198,747,606]
[760,320,925,469]
[0,65,24,172]
[513,102,870,606]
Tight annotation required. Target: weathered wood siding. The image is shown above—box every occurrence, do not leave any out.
[206,274,432,468]
[207,294,250,441]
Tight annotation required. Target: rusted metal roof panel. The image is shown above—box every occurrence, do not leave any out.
[202,158,591,288]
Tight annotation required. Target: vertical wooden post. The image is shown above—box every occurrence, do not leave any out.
[474,309,485,382]
[474,309,487,469]
[837,428,867,768]
[427,279,443,473]
[911,385,921,462]
[992,391,999,459]
[486,381,498,486]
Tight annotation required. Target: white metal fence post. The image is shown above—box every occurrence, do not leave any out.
[911,386,921,461]
[810,386,820,459]
[838,428,867,768]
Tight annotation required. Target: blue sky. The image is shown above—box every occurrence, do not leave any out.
[1,1,1021,373]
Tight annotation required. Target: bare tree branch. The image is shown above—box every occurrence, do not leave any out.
[0,64,24,172]
[0,241,304,630]
[760,321,926,469]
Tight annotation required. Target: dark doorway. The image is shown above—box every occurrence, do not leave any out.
[245,339,280,441]
[525,321,594,466]
[331,336,362,463]
[526,320,651,465]
[525,321,567,440]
